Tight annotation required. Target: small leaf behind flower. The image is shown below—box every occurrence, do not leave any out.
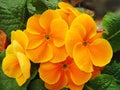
[102,13,120,52]
[84,74,120,90]
[0,0,28,41]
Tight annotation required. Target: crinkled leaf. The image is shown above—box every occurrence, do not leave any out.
[27,0,48,14]
[0,0,28,41]
[28,79,47,90]
[27,0,61,15]
[102,61,120,84]
[84,74,120,90]
[102,13,120,52]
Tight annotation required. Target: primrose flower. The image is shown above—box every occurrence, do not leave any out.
[57,2,81,26]
[65,14,113,72]
[92,66,103,78]
[2,30,31,86]
[25,10,68,63]
[39,56,91,90]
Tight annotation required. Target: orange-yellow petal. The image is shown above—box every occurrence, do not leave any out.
[50,18,68,47]
[17,52,30,79]
[67,74,84,90]
[12,40,24,54]
[58,2,81,16]
[26,43,53,63]
[39,10,61,30]
[26,14,44,34]
[39,62,61,84]
[65,25,86,57]
[73,43,93,72]
[72,14,96,39]
[89,38,113,66]
[25,31,44,49]
[50,45,67,63]
[11,30,28,49]
[16,74,26,86]
[6,44,14,55]
[70,61,92,85]
[45,74,67,90]
[2,55,21,78]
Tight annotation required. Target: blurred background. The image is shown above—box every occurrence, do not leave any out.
[63,0,120,18]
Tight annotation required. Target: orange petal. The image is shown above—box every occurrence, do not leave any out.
[26,14,44,34]
[39,62,61,84]
[45,74,67,90]
[89,38,113,66]
[39,10,61,30]
[58,2,80,16]
[65,25,86,57]
[50,45,67,63]
[16,74,26,86]
[70,61,92,85]
[72,14,97,39]
[2,55,21,78]
[73,43,93,72]
[25,31,44,49]
[17,52,31,79]
[50,18,68,47]
[89,32,102,43]
[11,30,28,49]
[68,81,84,90]
[67,73,84,90]
[56,9,69,25]
[26,43,53,63]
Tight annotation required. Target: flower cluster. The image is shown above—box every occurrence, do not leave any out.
[2,2,113,90]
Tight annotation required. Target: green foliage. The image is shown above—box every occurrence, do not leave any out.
[27,0,61,15]
[102,13,120,52]
[102,61,120,84]
[0,0,28,41]
[28,79,47,90]
[84,74,120,90]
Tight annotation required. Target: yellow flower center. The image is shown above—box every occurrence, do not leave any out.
[83,41,88,46]
[63,64,68,70]
[45,35,50,40]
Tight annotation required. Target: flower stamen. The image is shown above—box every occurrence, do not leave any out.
[83,41,87,46]
[45,35,50,40]
[63,64,68,70]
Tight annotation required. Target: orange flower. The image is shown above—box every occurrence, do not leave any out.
[2,30,31,86]
[57,2,81,26]
[39,56,91,90]
[25,10,68,63]
[92,66,104,78]
[65,14,113,72]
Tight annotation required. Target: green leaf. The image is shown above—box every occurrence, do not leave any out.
[43,0,61,9]
[28,79,47,90]
[0,0,28,41]
[102,61,120,84]
[102,13,120,52]
[27,0,48,14]
[0,51,5,61]
[27,0,61,15]
[85,74,120,90]
[61,88,69,90]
